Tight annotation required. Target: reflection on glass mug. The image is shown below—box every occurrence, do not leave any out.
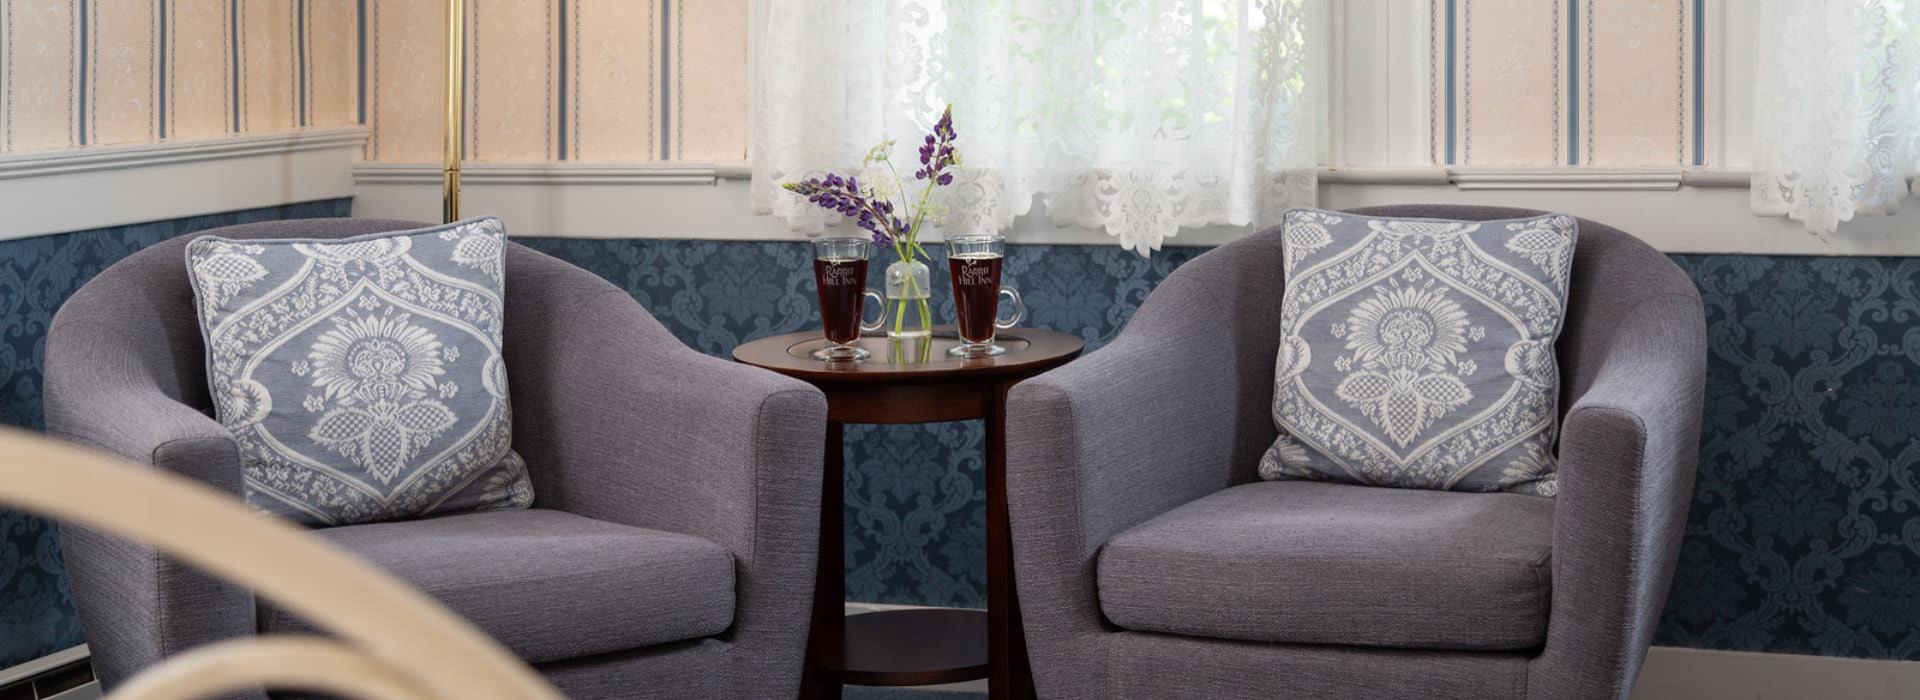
[812,238,886,361]
[945,234,1025,357]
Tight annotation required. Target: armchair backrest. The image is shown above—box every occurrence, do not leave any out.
[1343,205,1700,427]
[51,217,648,501]
[52,218,428,418]
[1158,204,1699,488]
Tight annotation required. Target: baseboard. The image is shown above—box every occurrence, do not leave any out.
[0,645,98,700]
[13,616,1913,699]
[847,604,1920,699]
[1633,646,1920,700]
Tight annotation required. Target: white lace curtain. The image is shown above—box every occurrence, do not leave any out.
[1752,0,1920,235]
[750,0,1325,255]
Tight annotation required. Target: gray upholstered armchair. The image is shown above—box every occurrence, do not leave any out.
[1006,205,1706,699]
[44,218,826,699]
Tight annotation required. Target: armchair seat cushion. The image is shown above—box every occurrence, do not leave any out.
[259,508,736,663]
[1096,481,1553,651]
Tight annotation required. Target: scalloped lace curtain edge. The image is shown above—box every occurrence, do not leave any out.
[1751,0,1920,236]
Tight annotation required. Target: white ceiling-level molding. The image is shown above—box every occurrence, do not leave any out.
[0,127,369,242]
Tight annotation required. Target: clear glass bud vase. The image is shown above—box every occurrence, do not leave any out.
[883,257,934,339]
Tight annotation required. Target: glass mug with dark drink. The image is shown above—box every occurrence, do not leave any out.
[945,234,1025,357]
[812,238,886,361]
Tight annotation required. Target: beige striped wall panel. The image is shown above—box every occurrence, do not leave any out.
[307,0,359,128]
[365,0,445,162]
[169,0,234,142]
[468,0,560,162]
[1431,0,1703,167]
[239,0,298,133]
[4,1,80,152]
[572,0,663,162]
[365,0,746,163]
[2,1,753,163]
[1584,0,1694,167]
[1459,0,1562,166]
[89,0,159,146]
[672,0,746,163]
[0,1,357,154]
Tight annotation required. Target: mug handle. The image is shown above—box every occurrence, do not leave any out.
[995,286,1025,330]
[860,289,888,333]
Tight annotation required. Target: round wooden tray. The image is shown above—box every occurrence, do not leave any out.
[732,327,1084,386]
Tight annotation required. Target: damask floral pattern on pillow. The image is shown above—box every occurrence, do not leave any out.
[186,217,533,526]
[1260,208,1578,496]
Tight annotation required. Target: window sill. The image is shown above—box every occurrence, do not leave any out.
[1320,167,1749,190]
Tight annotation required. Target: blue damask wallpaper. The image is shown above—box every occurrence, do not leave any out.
[1657,256,1920,658]
[0,199,354,668]
[6,205,1920,668]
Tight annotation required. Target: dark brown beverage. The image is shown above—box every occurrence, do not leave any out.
[814,257,870,344]
[948,253,1004,343]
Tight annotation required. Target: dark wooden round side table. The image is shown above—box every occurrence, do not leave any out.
[734,328,1083,700]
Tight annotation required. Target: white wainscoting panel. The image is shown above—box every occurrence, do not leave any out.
[0,127,368,241]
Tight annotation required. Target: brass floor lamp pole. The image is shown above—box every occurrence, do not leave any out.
[443,0,464,223]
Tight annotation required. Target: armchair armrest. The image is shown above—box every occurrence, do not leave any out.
[1528,291,1706,699]
[42,315,259,694]
[1005,230,1286,700]
[500,248,826,697]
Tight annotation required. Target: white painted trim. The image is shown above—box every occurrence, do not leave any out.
[1335,0,1431,167]
[351,167,1260,247]
[0,644,88,687]
[0,127,368,241]
[1451,169,1683,191]
[0,127,366,180]
[354,162,726,186]
[1321,178,1920,256]
[353,163,1920,255]
[1715,0,1756,169]
[829,608,1920,700]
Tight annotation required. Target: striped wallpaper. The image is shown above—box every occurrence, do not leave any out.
[5,2,1701,168]
[1431,0,1704,167]
[0,0,748,164]
[0,0,359,153]
[365,0,747,163]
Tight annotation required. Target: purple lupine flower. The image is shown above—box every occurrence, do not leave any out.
[780,105,960,247]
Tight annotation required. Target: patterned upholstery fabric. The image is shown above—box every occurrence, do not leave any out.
[185,217,533,526]
[1260,208,1578,495]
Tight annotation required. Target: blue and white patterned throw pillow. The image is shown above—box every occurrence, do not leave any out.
[186,217,533,526]
[1261,208,1578,496]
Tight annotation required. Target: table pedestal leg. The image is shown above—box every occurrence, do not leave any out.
[986,382,1036,700]
[800,422,845,700]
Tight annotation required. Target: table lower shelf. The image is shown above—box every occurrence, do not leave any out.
[818,608,989,687]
